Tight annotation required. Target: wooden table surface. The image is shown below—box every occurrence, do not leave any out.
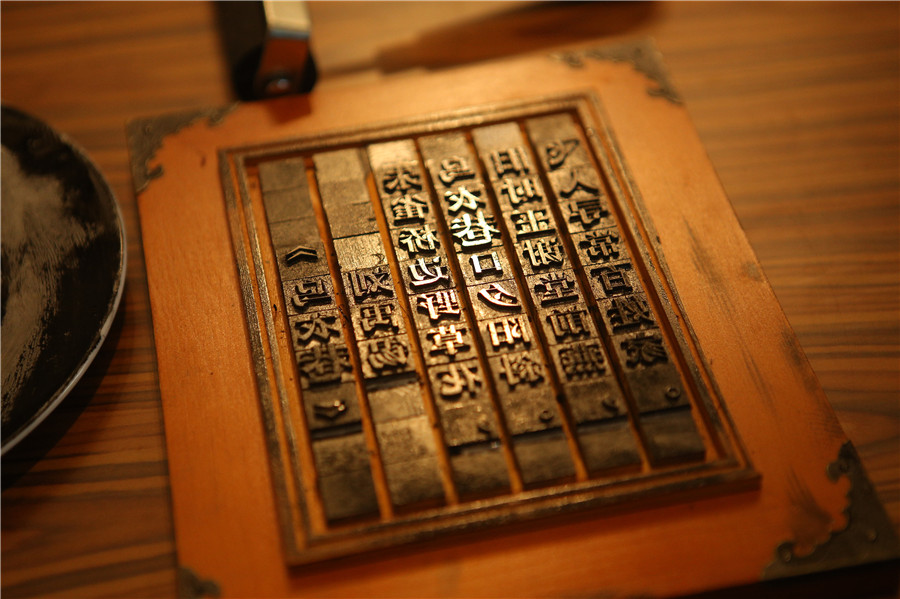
[2,2,897,597]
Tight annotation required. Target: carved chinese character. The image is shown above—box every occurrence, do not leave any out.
[607,296,655,331]
[348,268,394,302]
[437,363,482,399]
[313,399,347,421]
[533,272,578,305]
[487,316,531,350]
[489,147,529,177]
[288,277,331,311]
[390,193,429,225]
[293,311,341,346]
[568,198,607,229]
[559,168,600,198]
[449,211,500,249]
[438,156,475,186]
[521,238,564,269]
[511,209,553,238]
[592,264,633,296]
[470,251,503,278]
[382,162,422,194]
[358,303,398,336]
[296,345,351,385]
[579,231,620,263]
[408,256,450,289]
[545,308,590,341]
[397,225,439,255]
[427,324,469,357]
[498,176,543,207]
[545,139,579,170]
[621,332,667,367]
[499,353,544,387]
[557,342,606,379]
[444,185,484,214]
[364,337,410,371]
[417,289,460,321]
[284,245,318,265]
[477,283,519,311]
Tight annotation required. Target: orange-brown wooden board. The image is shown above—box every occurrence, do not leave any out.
[130,40,897,597]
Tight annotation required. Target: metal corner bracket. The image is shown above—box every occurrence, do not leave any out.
[763,441,900,580]
[550,39,681,105]
[127,105,237,195]
[177,565,221,599]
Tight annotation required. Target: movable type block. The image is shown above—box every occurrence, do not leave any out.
[295,343,354,388]
[289,309,342,351]
[540,305,596,345]
[576,419,642,474]
[490,354,558,436]
[377,161,425,196]
[312,432,380,522]
[429,359,486,404]
[439,182,487,218]
[551,341,609,382]
[344,266,395,306]
[411,289,465,330]
[260,187,317,224]
[447,210,503,253]
[526,270,581,308]
[392,224,441,259]
[368,381,426,424]
[517,237,571,275]
[511,429,576,488]
[438,400,499,448]
[546,164,603,203]
[563,378,627,425]
[449,442,510,498]
[639,407,706,465]
[352,300,404,341]
[613,336,690,414]
[460,249,511,284]
[505,207,556,241]
[419,323,476,366]
[466,279,523,321]
[269,218,329,279]
[597,293,657,335]
[560,196,615,233]
[572,228,623,268]
[282,275,334,316]
[417,133,477,189]
[368,139,421,174]
[376,416,445,509]
[383,191,434,230]
[333,233,390,271]
[587,261,641,300]
[302,383,362,435]
[259,156,309,194]
[495,175,546,212]
[479,314,534,356]
[399,255,454,293]
[524,114,592,172]
[471,123,535,180]
[359,334,415,382]
[314,148,379,238]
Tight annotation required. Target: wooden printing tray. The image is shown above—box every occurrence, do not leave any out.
[128,40,898,597]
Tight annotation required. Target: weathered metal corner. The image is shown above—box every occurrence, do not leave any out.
[177,565,221,599]
[763,441,900,580]
[127,105,237,195]
[550,38,681,105]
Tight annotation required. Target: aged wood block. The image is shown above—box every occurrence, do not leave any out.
[130,38,897,596]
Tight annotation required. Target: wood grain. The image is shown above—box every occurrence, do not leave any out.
[1,1,896,596]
